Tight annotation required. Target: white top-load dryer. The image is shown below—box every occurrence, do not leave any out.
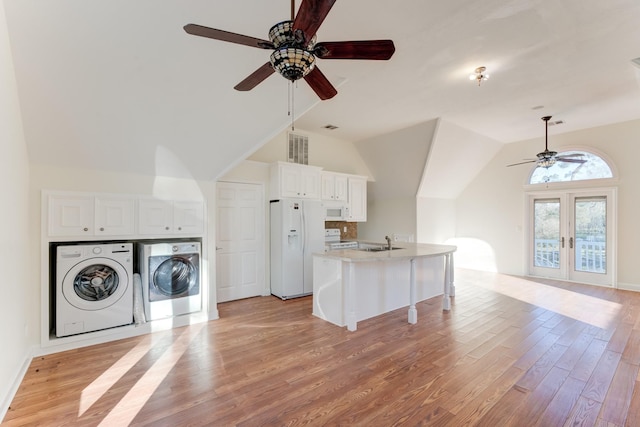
[56,242,133,337]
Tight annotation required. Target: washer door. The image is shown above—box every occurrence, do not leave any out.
[62,258,129,311]
[150,255,199,301]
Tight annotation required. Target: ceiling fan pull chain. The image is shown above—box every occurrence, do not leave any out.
[289,81,295,131]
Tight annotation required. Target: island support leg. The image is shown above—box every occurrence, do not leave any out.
[442,253,452,311]
[346,262,357,331]
[449,254,455,297]
[408,258,417,324]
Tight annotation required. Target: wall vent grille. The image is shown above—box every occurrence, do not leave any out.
[287,132,308,165]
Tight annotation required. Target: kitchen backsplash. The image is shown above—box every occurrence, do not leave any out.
[325,221,358,240]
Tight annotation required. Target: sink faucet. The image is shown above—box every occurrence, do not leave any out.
[385,235,392,250]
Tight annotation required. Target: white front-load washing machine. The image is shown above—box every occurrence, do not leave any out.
[56,242,133,337]
[140,241,201,321]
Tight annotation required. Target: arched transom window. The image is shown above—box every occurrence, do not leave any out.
[529,150,613,184]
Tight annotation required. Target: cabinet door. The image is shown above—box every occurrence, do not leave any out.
[347,178,367,222]
[174,201,205,235]
[138,199,173,235]
[280,166,301,198]
[320,173,335,200]
[48,195,94,236]
[300,168,320,199]
[95,197,135,236]
[333,175,348,201]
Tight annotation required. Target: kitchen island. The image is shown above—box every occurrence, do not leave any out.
[313,242,456,331]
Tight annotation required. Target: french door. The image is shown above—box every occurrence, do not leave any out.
[527,189,615,286]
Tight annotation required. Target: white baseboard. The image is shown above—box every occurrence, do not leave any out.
[617,282,640,292]
[0,346,34,422]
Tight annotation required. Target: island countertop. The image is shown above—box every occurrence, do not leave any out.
[315,242,457,262]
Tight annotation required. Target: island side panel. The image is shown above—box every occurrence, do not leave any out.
[312,256,345,327]
[352,256,445,324]
[313,253,447,330]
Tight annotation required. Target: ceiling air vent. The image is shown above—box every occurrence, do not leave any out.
[287,132,308,165]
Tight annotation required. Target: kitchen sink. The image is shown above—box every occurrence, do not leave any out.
[356,246,403,252]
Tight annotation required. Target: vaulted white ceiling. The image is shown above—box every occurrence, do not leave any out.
[4,0,640,181]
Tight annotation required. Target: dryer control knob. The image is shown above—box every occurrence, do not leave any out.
[92,247,102,255]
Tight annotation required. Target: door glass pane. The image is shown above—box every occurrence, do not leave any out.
[534,199,561,269]
[574,197,606,273]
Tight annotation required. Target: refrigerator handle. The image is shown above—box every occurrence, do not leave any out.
[301,203,306,255]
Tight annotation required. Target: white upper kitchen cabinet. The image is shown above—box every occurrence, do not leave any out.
[347,176,367,222]
[320,172,348,202]
[138,199,204,235]
[94,196,135,236]
[173,201,205,235]
[48,194,135,237]
[271,161,322,200]
[48,194,95,237]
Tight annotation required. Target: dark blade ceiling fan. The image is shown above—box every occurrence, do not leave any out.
[183,0,395,100]
[507,116,587,168]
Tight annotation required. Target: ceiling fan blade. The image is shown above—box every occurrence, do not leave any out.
[293,0,337,43]
[557,157,587,164]
[184,24,274,49]
[558,153,585,158]
[304,67,337,100]
[314,40,396,60]
[506,160,537,167]
[234,62,276,91]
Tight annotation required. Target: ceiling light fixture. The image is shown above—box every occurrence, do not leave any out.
[268,20,317,81]
[469,66,489,86]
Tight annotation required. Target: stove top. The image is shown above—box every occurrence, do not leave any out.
[324,229,358,250]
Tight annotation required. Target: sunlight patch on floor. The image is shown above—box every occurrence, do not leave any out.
[95,323,205,426]
[78,335,153,416]
[472,275,621,329]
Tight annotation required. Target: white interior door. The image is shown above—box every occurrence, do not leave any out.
[528,189,615,286]
[216,182,266,302]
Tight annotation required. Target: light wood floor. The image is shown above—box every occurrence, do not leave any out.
[5,269,640,426]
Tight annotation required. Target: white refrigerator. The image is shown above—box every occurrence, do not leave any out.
[270,198,324,299]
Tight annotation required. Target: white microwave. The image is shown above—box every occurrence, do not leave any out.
[324,202,348,221]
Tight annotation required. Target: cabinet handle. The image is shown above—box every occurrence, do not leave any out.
[83,227,88,232]
[178,227,182,231]
[100,227,104,232]
[165,226,170,230]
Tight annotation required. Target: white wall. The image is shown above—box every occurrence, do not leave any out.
[0,1,34,416]
[417,197,456,244]
[363,196,416,244]
[418,119,502,199]
[248,128,373,177]
[455,118,640,287]
[354,120,438,242]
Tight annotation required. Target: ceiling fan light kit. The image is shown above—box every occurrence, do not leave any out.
[270,47,316,81]
[267,20,317,81]
[183,0,395,100]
